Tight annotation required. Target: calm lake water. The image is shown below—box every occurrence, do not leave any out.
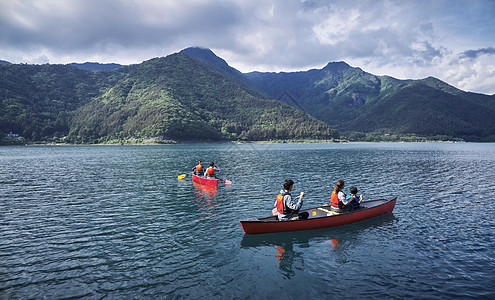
[1,143,494,299]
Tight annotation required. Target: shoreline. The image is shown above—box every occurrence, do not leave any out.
[1,139,476,147]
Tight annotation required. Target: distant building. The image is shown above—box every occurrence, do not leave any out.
[5,132,20,139]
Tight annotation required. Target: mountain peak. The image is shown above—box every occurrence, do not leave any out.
[180,47,243,79]
[322,61,351,72]
[180,47,227,67]
[180,46,214,56]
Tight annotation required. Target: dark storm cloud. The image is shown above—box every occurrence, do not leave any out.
[0,0,470,68]
[459,47,495,60]
[0,0,494,94]
[0,0,243,53]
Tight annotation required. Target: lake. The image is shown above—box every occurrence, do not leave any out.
[1,143,494,299]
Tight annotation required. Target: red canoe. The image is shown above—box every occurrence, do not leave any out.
[240,197,397,234]
[191,173,219,187]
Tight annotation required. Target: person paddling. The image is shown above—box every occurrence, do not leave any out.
[192,161,204,176]
[274,179,309,221]
[205,162,220,179]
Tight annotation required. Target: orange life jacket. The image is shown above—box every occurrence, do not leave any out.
[276,194,285,214]
[206,167,215,177]
[330,190,340,208]
[196,164,203,173]
[276,192,292,214]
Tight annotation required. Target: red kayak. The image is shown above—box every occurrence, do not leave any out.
[240,197,397,234]
[191,173,219,187]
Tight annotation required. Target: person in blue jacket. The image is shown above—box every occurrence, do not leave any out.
[347,186,363,209]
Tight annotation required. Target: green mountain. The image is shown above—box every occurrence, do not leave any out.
[0,53,336,144]
[2,47,494,144]
[0,63,120,141]
[243,63,495,141]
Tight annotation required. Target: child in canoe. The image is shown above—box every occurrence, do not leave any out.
[347,186,363,209]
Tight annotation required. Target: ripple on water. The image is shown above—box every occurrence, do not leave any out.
[1,144,495,298]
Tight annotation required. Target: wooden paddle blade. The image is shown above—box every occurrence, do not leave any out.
[178,174,186,179]
[224,179,232,185]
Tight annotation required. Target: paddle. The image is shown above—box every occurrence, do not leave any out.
[318,207,339,215]
[178,174,186,180]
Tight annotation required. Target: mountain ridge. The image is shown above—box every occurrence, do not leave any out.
[69,62,123,71]
[180,47,494,141]
[1,47,494,143]
[69,53,337,143]
[239,57,495,141]
[0,52,337,144]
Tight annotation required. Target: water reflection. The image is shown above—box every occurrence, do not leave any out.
[274,242,301,278]
[3,143,493,298]
[192,181,218,217]
[241,214,396,277]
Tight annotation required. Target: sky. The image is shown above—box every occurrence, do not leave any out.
[1,0,494,95]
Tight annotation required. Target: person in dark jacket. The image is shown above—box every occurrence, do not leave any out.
[274,179,309,221]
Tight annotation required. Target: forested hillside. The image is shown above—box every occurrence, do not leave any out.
[2,47,494,144]
[244,63,495,141]
[0,64,125,141]
[68,53,337,143]
[0,53,336,144]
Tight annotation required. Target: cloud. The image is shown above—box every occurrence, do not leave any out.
[446,48,495,94]
[0,0,244,63]
[459,47,495,60]
[223,0,450,72]
[0,0,494,94]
